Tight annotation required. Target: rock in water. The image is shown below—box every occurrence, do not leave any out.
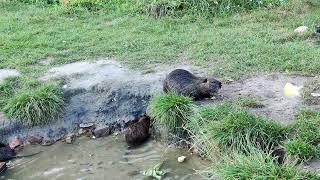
[177,156,186,163]
[93,125,111,138]
[163,69,222,100]
[9,137,23,149]
[27,135,43,145]
[124,115,151,147]
[65,133,76,144]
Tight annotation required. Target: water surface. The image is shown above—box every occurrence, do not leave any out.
[3,135,208,180]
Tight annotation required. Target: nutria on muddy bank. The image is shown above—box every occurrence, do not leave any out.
[124,115,151,147]
[163,69,222,100]
[0,143,42,162]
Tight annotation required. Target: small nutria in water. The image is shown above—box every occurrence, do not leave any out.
[124,115,151,147]
[163,69,222,100]
[0,143,42,161]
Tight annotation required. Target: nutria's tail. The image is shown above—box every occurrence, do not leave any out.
[16,150,44,158]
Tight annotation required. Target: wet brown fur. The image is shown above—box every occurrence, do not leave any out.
[163,69,222,100]
[124,115,151,147]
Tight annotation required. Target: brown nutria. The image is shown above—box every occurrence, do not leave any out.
[163,69,222,100]
[0,143,42,162]
[124,115,151,147]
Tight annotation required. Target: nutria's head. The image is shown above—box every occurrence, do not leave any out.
[138,115,151,128]
[199,78,222,96]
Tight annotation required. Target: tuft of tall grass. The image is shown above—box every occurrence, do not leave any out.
[186,103,288,158]
[4,84,64,126]
[284,109,320,161]
[0,77,21,109]
[138,0,289,17]
[60,0,104,11]
[215,146,319,180]
[148,92,194,133]
[284,139,318,161]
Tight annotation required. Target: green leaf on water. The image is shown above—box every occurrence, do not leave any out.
[143,162,167,180]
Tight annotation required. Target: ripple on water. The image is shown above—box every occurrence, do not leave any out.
[3,136,209,180]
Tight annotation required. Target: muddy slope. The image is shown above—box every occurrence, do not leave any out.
[0,59,201,142]
[0,59,318,142]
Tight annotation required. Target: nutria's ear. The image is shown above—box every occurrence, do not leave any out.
[202,78,208,83]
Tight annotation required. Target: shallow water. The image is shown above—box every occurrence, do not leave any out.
[2,135,209,180]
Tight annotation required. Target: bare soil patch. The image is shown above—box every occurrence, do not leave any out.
[0,69,20,82]
[220,73,319,124]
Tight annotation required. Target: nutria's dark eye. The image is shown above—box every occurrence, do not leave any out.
[203,78,208,83]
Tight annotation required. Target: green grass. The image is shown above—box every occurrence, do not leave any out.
[284,139,318,161]
[0,77,22,109]
[284,109,320,161]
[3,84,64,126]
[187,105,320,180]
[186,103,288,159]
[234,96,264,108]
[0,1,320,80]
[215,147,319,180]
[148,92,194,132]
[138,0,289,17]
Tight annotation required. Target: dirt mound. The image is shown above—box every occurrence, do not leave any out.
[220,73,319,124]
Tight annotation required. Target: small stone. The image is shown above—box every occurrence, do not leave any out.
[97,161,103,165]
[294,26,308,34]
[79,122,94,129]
[41,139,56,146]
[65,133,76,144]
[27,135,43,145]
[112,131,119,137]
[77,128,84,136]
[9,137,23,149]
[177,156,186,163]
[93,125,111,138]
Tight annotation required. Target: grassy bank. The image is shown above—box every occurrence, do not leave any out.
[148,93,320,178]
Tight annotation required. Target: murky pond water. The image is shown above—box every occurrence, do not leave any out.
[2,135,209,180]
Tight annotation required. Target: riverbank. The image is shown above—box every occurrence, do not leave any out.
[1,0,320,179]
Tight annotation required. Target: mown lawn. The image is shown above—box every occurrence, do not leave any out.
[0,1,320,79]
[0,0,319,125]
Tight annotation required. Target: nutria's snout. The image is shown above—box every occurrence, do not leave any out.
[217,81,222,88]
[211,79,222,90]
